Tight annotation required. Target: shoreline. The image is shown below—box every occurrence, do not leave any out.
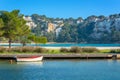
[0,43,120,50]
[42,47,120,50]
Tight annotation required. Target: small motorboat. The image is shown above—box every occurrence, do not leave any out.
[16,56,43,62]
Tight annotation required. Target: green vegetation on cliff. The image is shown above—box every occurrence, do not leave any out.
[31,14,120,43]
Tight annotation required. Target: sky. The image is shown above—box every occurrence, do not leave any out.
[0,0,120,19]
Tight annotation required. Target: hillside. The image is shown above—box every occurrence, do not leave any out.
[29,13,120,43]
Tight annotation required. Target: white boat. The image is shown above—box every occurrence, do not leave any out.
[16,56,43,62]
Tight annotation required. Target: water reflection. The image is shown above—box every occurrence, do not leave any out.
[17,61,43,66]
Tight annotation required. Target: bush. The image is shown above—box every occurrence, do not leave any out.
[9,47,34,53]
[0,47,7,53]
[11,47,22,53]
[82,47,99,53]
[116,49,120,53]
[60,48,69,53]
[22,47,34,53]
[0,47,49,53]
[34,47,47,53]
[110,49,120,53]
[69,47,82,53]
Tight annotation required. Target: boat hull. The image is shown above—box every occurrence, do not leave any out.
[16,56,43,62]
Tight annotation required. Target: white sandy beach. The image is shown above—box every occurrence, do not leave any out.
[0,43,120,50]
[42,47,120,50]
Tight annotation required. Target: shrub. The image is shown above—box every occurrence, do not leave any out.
[11,47,22,53]
[60,48,69,53]
[110,49,116,53]
[0,47,7,53]
[69,47,82,53]
[9,47,34,53]
[110,49,120,53]
[34,47,47,53]
[116,49,120,53]
[82,47,99,53]
[22,47,34,53]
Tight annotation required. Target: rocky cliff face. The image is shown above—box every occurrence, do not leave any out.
[30,13,120,43]
[91,17,120,39]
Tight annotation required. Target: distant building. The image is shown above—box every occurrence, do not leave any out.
[23,16,37,29]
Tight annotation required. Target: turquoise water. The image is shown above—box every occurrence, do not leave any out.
[0,43,120,47]
[37,43,120,47]
[0,60,120,80]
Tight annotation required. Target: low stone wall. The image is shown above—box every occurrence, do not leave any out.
[117,54,120,59]
[0,54,117,59]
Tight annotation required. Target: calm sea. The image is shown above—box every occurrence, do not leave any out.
[37,43,120,47]
[0,43,120,47]
[0,60,120,80]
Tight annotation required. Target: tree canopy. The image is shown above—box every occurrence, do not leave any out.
[0,18,4,36]
[0,10,30,48]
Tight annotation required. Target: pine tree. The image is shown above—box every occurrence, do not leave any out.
[0,10,30,49]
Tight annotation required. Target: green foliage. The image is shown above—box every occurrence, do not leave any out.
[0,47,6,53]
[0,18,4,36]
[11,47,23,53]
[60,48,69,53]
[31,13,120,43]
[20,36,31,46]
[0,47,117,54]
[38,37,47,44]
[56,23,78,42]
[22,47,34,53]
[82,47,99,53]
[45,32,55,42]
[34,36,47,44]
[27,33,48,47]
[0,18,4,27]
[28,34,36,41]
[12,47,35,53]
[109,49,120,53]
[0,10,30,48]
[0,47,48,53]
[69,47,82,53]
[0,37,6,42]
[34,47,48,53]
[59,47,99,53]
[0,10,120,44]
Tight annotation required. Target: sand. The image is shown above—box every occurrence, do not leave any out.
[42,47,120,50]
[0,43,120,50]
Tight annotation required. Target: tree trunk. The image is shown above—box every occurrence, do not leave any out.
[9,38,12,49]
